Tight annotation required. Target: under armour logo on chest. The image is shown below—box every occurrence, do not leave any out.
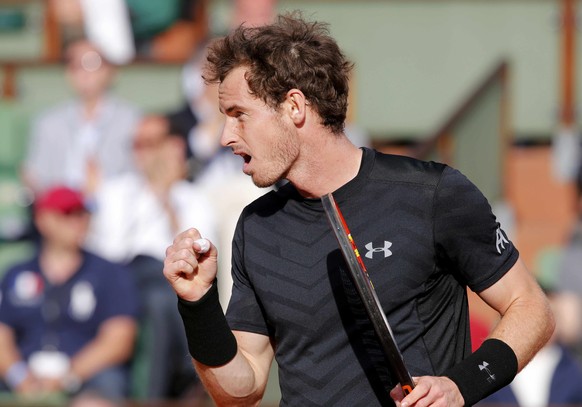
[364,241,393,259]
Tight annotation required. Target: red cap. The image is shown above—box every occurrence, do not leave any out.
[35,186,87,214]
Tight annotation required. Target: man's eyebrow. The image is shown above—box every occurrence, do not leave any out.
[223,104,241,115]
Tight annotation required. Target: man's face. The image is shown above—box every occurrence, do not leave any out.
[132,117,168,173]
[65,41,114,100]
[218,66,300,188]
[36,209,90,249]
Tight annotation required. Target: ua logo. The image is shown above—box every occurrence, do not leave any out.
[479,361,496,383]
[495,227,509,254]
[365,241,392,259]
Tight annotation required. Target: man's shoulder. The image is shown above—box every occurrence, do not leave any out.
[369,149,447,186]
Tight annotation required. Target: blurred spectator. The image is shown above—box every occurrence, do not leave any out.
[0,187,139,401]
[86,114,217,264]
[480,286,582,406]
[85,114,216,399]
[555,164,582,361]
[22,39,141,198]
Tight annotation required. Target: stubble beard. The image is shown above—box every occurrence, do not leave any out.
[250,120,299,188]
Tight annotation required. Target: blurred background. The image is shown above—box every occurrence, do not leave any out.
[0,0,581,406]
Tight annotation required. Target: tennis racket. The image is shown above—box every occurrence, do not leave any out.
[321,192,414,395]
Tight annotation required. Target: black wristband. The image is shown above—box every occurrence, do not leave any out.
[177,280,238,366]
[443,338,518,406]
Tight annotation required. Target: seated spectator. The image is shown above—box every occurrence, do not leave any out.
[0,187,139,401]
[85,114,216,399]
[22,38,141,198]
[86,114,217,264]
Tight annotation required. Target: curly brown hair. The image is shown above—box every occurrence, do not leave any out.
[204,12,354,134]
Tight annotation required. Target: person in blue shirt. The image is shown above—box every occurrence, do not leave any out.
[0,186,139,401]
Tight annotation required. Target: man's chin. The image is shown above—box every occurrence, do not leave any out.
[252,179,276,189]
[250,173,279,189]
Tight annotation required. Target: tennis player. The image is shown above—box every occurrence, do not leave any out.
[163,12,554,407]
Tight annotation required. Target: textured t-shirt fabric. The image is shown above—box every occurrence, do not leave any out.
[226,148,518,406]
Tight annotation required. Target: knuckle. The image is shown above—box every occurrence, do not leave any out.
[179,258,197,271]
[165,245,174,257]
[186,227,201,237]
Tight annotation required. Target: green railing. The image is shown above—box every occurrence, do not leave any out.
[408,60,511,204]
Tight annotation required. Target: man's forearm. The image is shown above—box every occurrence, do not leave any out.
[442,260,555,406]
[192,330,274,407]
[488,287,555,371]
[478,259,555,371]
[194,350,265,407]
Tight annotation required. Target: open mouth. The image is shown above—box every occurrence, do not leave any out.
[233,150,252,173]
[234,149,251,164]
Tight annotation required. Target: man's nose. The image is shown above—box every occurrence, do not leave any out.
[220,120,236,147]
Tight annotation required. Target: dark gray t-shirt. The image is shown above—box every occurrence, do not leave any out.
[226,148,518,406]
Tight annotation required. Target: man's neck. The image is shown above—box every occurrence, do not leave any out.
[289,133,363,199]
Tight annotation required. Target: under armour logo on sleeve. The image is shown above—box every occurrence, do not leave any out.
[495,227,509,254]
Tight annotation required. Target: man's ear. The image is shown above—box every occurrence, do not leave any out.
[285,89,307,125]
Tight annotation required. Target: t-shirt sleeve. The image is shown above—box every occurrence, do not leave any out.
[434,166,519,293]
[225,211,270,336]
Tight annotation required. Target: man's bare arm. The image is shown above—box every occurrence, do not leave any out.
[163,229,274,406]
[478,257,555,370]
[194,330,275,407]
